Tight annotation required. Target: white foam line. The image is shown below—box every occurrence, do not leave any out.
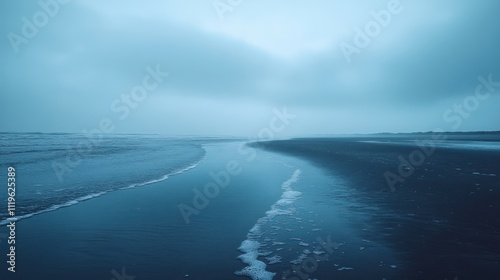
[0,158,205,226]
[235,169,302,280]
[0,192,106,226]
[120,160,203,190]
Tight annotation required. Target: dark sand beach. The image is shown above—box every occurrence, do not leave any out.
[255,135,500,279]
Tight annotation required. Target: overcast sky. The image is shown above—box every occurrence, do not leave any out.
[1,0,499,136]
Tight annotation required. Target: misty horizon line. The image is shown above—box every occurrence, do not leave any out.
[2,130,500,137]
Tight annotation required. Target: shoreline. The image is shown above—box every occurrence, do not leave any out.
[0,157,205,227]
[253,137,500,279]
[0,140,405,280]
[3,136,497,279]
[0,142,302,279]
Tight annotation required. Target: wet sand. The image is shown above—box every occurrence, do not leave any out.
[254,135,500,279]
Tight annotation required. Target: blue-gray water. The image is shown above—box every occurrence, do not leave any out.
[0,134,401,279]
[0,133,205,224]
[1,133,498,279]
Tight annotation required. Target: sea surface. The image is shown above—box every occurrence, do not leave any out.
[0,133,499,279]
[0,133,205,224]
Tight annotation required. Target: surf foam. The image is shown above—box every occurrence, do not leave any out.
[0,159,204,226]
[235,169,302,280]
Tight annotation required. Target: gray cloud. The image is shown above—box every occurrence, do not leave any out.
[1,0,499,135]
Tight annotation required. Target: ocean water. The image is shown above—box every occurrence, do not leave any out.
[230,148,400,280]
[0,137,401,280]
[0,133,205,225]
[9,134,496,279]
